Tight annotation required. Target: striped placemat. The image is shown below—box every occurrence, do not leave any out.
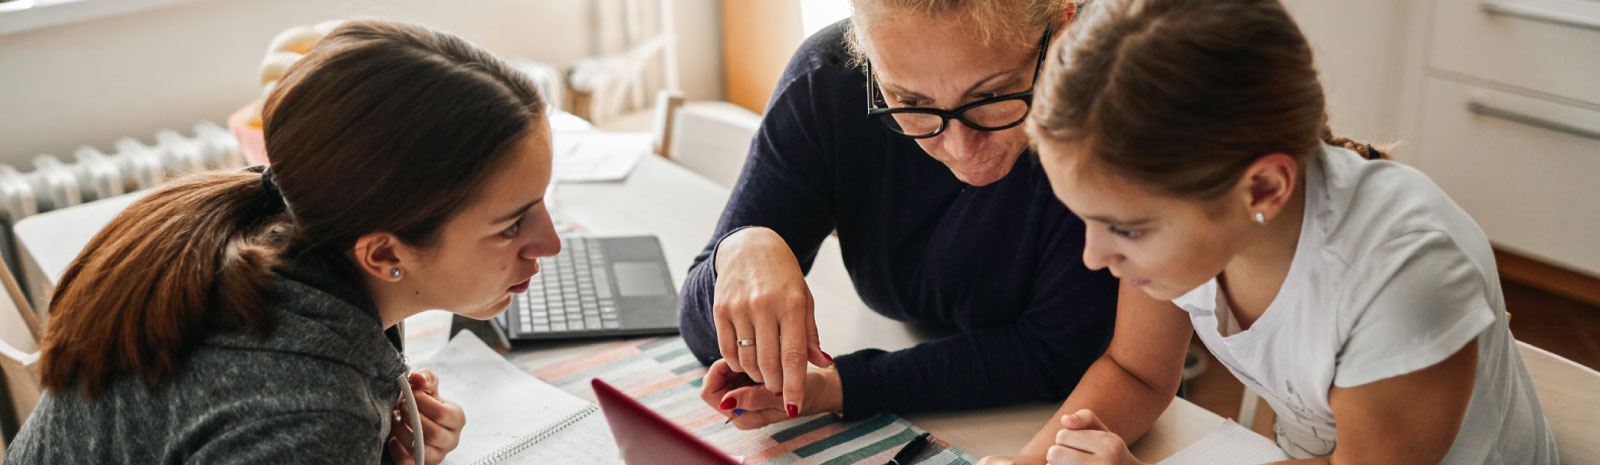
[504,337,977,465]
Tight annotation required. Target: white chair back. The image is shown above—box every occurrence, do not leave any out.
[1518,340,1600,465]
[659,99,761,188]
[0,258,42,447]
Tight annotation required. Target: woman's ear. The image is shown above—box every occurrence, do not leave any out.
[351,232,413,282]
[1236,153,1299,222]
[1062,1,1079,26]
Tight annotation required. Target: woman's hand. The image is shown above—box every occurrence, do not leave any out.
[711,227,833,417]
[699,358,842,430]
[388,370,466,465]
[1046,410,1146,465]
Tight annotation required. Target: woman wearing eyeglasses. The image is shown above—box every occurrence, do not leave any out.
[683,0,1119,429]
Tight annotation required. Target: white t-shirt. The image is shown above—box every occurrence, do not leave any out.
[1171,145,1557,463]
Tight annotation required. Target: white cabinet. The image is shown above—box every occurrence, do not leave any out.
[1428,0,1600,106]
[1396,0,1600,277]
[1412,78,1600,273]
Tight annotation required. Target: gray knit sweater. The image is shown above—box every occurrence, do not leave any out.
[4,253,407,464]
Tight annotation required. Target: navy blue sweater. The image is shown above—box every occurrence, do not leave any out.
[677,21,1118,420]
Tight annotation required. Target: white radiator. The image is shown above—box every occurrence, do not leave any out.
[0,121,242,303]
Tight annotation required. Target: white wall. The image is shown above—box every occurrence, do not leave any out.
[1281,0,1413,144]
[0,0,723,166]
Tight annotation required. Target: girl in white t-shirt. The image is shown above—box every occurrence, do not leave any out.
[980,0,1559,464]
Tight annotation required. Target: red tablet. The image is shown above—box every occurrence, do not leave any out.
[591,378,744,465]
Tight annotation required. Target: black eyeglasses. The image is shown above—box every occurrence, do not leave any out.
[866,27,1052,139]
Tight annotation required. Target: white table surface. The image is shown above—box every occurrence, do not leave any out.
[14,154,1246,462]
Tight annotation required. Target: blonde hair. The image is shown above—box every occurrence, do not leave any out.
[845,0,1073,67]
[1028,0,1385,201]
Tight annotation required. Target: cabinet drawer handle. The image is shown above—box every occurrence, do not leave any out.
[1466,101,1600,142]
[1480,1,1600,32]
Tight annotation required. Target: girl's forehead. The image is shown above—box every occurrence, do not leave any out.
[1049,149,1187,215]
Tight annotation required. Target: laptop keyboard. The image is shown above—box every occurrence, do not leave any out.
[514,237,621,334]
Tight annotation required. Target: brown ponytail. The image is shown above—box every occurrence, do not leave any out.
[41,172,290,396]
[1322,122,1391,160]
[38,20,545,397]
[1029,0,1389,199]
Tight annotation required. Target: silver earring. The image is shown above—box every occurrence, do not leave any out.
[389,268,402,278]
[1254,212,1267,225]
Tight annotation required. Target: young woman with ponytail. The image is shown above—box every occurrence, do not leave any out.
[6,20,561,465]
[981,0,1558,464]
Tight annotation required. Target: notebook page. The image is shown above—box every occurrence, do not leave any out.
[1157,420,1289,465]
[414,333,619,465]
[494,412,619,464]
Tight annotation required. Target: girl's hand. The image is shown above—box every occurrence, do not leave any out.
[1047,410,1146,465]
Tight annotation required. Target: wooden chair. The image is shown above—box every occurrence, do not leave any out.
[648,89,762,188]
[0,257,42,450]
[1518,340,1600,465]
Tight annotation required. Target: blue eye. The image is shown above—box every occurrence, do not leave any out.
[1109,225,1142,239]
[499,221,522,239]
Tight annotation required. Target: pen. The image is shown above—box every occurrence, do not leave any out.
[885,432,931,465]
[720,383,765,424]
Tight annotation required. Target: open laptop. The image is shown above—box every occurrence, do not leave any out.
[495,235,680,340]
[591,378,743,465]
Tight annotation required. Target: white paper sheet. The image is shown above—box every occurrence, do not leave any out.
[1157,420,1290,465]
[551,131,650,182]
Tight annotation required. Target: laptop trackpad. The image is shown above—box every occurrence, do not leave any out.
[613,261,669,297]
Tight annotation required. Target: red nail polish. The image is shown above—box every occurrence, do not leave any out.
[720,398,737,410]
[823,352,834,364]
[786,403,799,419]
[774,390,783,398]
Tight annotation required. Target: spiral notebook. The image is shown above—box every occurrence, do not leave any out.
[415,333,622,465]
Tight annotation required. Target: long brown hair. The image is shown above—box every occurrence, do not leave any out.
[39,20,546,397]
[1027,0,1383,200]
